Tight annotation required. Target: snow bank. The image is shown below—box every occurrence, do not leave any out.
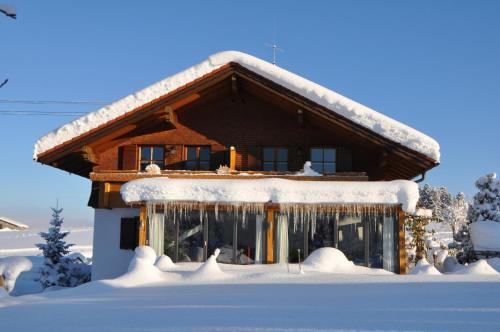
[454,259,499,275]
[121,178,419,213]
[409,258,441,275]
[303,248,355,273]
[188,248,229,281]
[470,220,500,251]
[154,255,176,271]
[113,246,162,286]
[0,256,33,292]
[34,51,440,161]
[487,257,500,272]
[442,256,459,273]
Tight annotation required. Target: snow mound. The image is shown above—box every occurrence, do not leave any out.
[487,257,500,272]
[470,220,500,251]
[34,51,440,162]
[454,259,499,275]
[154,255,176,271]
[295,161,321,177]
[410,258,441,275]
[145,163,161,175]
[303,248,355,273]
[442,256,459,273]
[0,256,33,292]
[189,248,229,281]
[113,246,162,286]
[121,178,419,213]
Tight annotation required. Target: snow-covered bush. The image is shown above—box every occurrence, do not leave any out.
[36,207,91,289]
[303,247,354,273]
[0,256,33,292]
[405,211,433,266]
[216,165,231,175]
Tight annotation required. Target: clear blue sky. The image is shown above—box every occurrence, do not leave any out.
[1,1,499,227]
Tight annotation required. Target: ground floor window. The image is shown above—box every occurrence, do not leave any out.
[147,207,399,272]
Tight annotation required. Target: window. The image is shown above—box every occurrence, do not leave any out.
[185,146,211,170]
[140,146,165,171]
[310,148,336,174]
[262,147,288,172]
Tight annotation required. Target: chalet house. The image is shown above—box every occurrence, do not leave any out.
[0,216,29,231]
[33,51,440,280]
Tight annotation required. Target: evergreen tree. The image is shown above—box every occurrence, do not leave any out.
[36,207,74,288]
[469,173,500,223]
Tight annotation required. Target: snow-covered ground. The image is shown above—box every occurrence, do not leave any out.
[1,263,500,331]
[1,246,500,332]
[0,226,93,257]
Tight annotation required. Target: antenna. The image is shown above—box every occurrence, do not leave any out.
[265,17,284,65]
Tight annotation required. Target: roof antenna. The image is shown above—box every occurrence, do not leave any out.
[265,18,284,66]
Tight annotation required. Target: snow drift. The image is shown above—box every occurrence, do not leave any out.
[113,246,162,286]
[121,178,419,213]
[303,248,355,273]
[188,248,229,281]
[410,258,441,275]
[454,259,499,275]
[33,51,440,161]
[154,255,176,271]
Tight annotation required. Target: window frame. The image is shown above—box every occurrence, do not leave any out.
[309,147,337,175]
[184,145,211,170]
[262,147,289,172]
[139,145,165,171]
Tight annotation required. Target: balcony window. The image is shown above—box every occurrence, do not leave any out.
[139,146,165,171]
[310,148,336,174]
[262,147,288,172]
[185,146,211,170]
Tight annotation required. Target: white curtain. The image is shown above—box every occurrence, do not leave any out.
[255,214,263,263]
[276,214,289,264]
[383,215,394,272]
[148,212,165,256]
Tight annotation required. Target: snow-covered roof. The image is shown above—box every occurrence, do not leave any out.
[120,178,419,213]
[0,216,29,229]
[34,51,440,162]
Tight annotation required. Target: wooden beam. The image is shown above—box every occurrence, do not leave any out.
[229,146,236,170]
[81,145,97,164]
[267,209,274,263]
[98,182,111,208]
[398,209,407,274]
[138,206,147,246]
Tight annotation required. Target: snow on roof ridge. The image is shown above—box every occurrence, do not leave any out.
[34,50,440,161]
[0,216,29,229]
[120,177,420,213]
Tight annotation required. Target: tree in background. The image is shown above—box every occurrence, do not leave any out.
[469,173,500,224]
[36,207,90,289]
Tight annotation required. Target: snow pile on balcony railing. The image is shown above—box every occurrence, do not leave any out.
[120,177,419,213]
[34,51,440,161]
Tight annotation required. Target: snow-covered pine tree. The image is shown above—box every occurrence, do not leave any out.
[36,207,74,289]
[469,173,500,223]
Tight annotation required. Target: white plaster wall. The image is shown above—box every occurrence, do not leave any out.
[91,208,139,280]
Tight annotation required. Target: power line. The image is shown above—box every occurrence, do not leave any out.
[0,99,109,105]
[0,110,86,116]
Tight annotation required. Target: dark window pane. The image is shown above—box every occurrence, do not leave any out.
[140,147,151,161]
[140,162,150,171]
[155,162,165,170]
[311,162,323,174]
[311,148,323,162]
[263,162,274,171]
[263,148,274,162]
[186,147,197,161]
[199,162,210,170]
[324,163,336,174]
[338,215,365,264]
[276,162,288,172]
[199,147,211,161]
[152,147,164,161]
[277,149,288,162]
[324,149,336,162]
[185,161,197,170]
